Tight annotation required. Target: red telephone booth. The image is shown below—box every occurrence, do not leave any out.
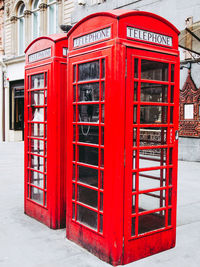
[66,10,179,265]
[24,34,68,229]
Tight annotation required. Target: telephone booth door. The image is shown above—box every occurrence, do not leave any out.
[123,48,179,263]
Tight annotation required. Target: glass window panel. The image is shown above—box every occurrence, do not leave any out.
[78,145,98,166]
[78,125,99,144]
[168,188,172,205]
[141,60,168,81]
[77,205,97,230]
[73,65,76,82]
[171,64,175,82]
[139,169,166,191]
[31,90,44,106]
[72,203,75,219]
[134,58,138,78]
[139,190,166,212]
[170,107,174,123]
[140,106,167,124]
[101,82,105,101]
[30,155,44,172]
[32,107,44,122]
[72,184,75,200]
[78,83,99,102]
[78,165,98,187]
[133,106,137,124]
[168,209,172,226]
[78,61,99,81]
[30,171,43,188]
[73,85,76,102]
[78,104,99,123]
[132,195,136,213]
[141,83,168,102]
[138,211,165,234]
[134,82,138,101]
[31,74,44,89]
[139,127,167,146]
[78,185,98,208]
[100,214,103,233]
[30,139,44,155]
[101,127,104,145]
[73,164,76,181]
[170,85,174,103]
[133,128,137,147]
[101,59,105,78]
[44,89,47,104]
[133,150,137,169]
[31,123,44,137]
[169,168,172,185]
[100,192,103,211]
[132,173,136,191]
[100,171,104,189]
[30,187,43,204]
[73,106,76,122]
[100,149,104,167]
[139,148,167,168]
[131,217,136,236]
[101,104,104,123]
[44,175,47,189]
[184,104,193,119]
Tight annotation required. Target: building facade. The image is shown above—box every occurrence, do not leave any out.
[0,0,75,141]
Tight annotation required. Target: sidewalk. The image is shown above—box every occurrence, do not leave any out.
[0,142,200,267]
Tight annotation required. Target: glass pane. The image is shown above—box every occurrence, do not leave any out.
[101,127,104,145]
[133,150,137,169]
[30,187,43,204]
[138,211,165,234]
[133,106,137,124]
[131,217,136,236]
[78,145,98,166]
[134,82,138,101]
[139,148,167,168]
[31,74,44,89]
[132,195,136,213]
[73,65,76,82]
[31,123,44,137]
[32,108,44,122]
[132,173,136,191]
[171,64,174,82]
[133,128,137,147]
[100,171,104,189]
[78,186,98,208]
[141,60,168,81]
[101,82,105,101]
[78,83,99,102]
[78,104,99,123]
[168,209,172,226]
[140,127,167,146]
[139,169,166,191]
[100,192,103,211]
[134,58,138,78]
[78,125,99,144]
[101,59,105,78]
[139,190,166,212]
[100,214,103,233]
[100,149,104,167]
[78,165,98,187]
[30,170,43,188]
[31,91,44,106]
[101,104,104,123]
[30,155,44,172]
[170,85,174,103]
[77,205,97,230]
[140,106,167,124]
[141,83,168,102]
[30,139,44,155]
[78,61,99,81]
[73,85,76,102]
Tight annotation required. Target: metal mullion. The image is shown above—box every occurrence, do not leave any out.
[137,206,166,216]
[28,152,45,158]
[140,102,169,106]
[138,155,165,163]
[76,201,98,213]
[76,161,99,170]
[139,144,168,150]
[76,122,103,127]
[28,136,44,141]
[138,123,168,128]
[138,165,167,172]
[76,79,100,85]
[138,186,168,195]
[28,167,45,175]
[29,88,45,92]
[76,181,99,192]
[77,101,100,105]
[139,174,162,181]
[29,183,45,191]
[75,142,99,148]
[144,192,165,199]
[140,79,169,85]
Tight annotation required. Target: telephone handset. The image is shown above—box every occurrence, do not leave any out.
[80,87,94,136]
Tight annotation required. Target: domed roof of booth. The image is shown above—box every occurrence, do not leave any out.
[67,9,179,37]
[25,33,67,53]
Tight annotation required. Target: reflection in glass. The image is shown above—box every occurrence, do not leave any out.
[139,127,167,146]
[31,73,44,88]
[78,83,99,102]
[77,205,97,230]
[138,211,165,234]
[31,187,43,204]
[140,106,167,124]
[78,165,98,187]
[141,60,168,81]
[78,104,99,123]
[78,145,98,166]
[141,83,167,102]
[78,60,99,81]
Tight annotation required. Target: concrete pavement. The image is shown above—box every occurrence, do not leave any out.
[0,142,200,267]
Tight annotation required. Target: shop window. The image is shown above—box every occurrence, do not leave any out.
[47,0,58,34]
[10,82,24,131]
[184,104,194,119]
[32,0,40,39]
[18,2,25,55]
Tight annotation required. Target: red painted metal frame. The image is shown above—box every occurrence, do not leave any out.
[24,34,68,228]
[66,10,179,265]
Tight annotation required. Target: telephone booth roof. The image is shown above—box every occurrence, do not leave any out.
[25,33,67,65]
[67,10,179,52]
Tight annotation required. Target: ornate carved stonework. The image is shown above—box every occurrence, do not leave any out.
[24,10,32,17]
[179,70,200,137]
[39,3,48,11]
[10,15,18,23]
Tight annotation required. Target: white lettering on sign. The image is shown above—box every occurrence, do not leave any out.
[29,48,51,62]
[73,27,111,48]
[127,27,173,47]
